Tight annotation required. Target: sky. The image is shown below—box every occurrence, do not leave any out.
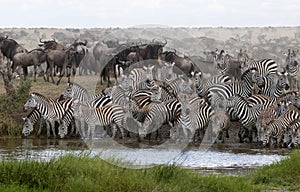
[1,0,299,28]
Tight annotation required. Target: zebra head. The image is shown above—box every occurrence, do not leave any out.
[58,121,68,139]
[286,49,299,67]
[24,94,38,111]
[282,130,292,148]
[63,82,74,98]
[143,65,155,80]
[22,117,34,137]
[289,128,300,148]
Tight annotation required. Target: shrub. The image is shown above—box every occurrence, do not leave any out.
[0,79,31,136]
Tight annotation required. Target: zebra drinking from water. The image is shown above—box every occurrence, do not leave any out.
[263,104,300,147]
[72,100,126,140]
[24,92,73,138]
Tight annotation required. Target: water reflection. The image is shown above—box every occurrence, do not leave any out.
[0,137,290,175]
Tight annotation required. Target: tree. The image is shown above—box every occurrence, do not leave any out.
[0,58,15,95]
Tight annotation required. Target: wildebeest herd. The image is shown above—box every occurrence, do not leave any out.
[1,34,300,148]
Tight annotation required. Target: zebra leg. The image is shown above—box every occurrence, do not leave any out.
[37,118,45,136]
[90,124,96,140]
[111,123,118,139]
[51,121,56,138]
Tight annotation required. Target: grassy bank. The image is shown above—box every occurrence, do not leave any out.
[1,150,300,192]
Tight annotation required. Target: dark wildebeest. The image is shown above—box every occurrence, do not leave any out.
[159,49,199,77]
[214,50,242,81]
[131,39,167,61]
[39,38,66,51]
[12,48,47,81]
[0,36,28,62]
[44,40,88,85]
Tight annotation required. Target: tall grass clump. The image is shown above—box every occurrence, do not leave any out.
[250,148,300,190]
[0,79,31,136]
[0,154,258,192]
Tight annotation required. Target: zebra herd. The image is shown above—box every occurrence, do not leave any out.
[22,48,300,148]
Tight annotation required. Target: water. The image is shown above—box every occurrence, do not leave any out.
[0,137,289,175]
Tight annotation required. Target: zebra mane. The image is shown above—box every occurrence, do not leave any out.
[69,82,89,94]
[241,67,257,80]
[31,92,48,100]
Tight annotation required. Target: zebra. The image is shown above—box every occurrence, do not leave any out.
[256,101,289,143]
[128,66,158,90]
[214,50,242,81]
[159,62,177,83]
[226,94,264,143]
[139,97,182,139]
[194,73,232,97]
[158,76,194,102]
[285,49,299,90]
[175,94,213,142]
[259,73,289,97]
[22,108,51,137]
[209,92,230,143]
[263,104,300,147]
[72,100,126,140]
[63,82,112,108]
[207,68,263,101]
[24,92,73,138]
[243,58,278,76]
[289,120,300,147]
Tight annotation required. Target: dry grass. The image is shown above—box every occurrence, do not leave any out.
[0,75,112,99]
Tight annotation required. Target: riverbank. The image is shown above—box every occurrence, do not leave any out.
[0,149,299,191]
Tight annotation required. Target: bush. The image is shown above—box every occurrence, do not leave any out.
[0,79,31,136]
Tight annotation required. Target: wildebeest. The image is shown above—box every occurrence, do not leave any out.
[0,36,28,62]
[44,40,88,85]
[39,38,66,51]
[159,49,199,77]
[12,48,47,81]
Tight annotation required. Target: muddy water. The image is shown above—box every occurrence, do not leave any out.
[0,137,289,175]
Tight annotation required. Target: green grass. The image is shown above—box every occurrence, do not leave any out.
[2,149,300,191]
[249,148,300,191]
[0,153,257,192]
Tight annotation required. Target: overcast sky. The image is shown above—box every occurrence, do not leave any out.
[1,0,299,28]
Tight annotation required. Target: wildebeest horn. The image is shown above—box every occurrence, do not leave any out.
[163,39,167,46]
[40,38,45,43]
[172,48,177,54]
[83,40,88,46]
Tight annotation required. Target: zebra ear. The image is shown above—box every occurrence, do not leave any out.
[22,117,26,121]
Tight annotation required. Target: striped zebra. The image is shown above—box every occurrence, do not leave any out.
[72,100,126,139]
[226,94,264,143]
[263,105,300,147]
[158,76,193,102]
[209,92,230,143]
[285,49,299,90]
[194,73,232,97]
[244,58,278,76]
[256,101,289,143]
[176,94,213,142]
[207,68,263,100]
[63,82,112,107]
[259,73,289,97]
[24,92,73,138]
[22,108,49,137]
[128,66,158,90]
[140,98,182,139]
[214,50,242,81]
[289,120,300,147]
